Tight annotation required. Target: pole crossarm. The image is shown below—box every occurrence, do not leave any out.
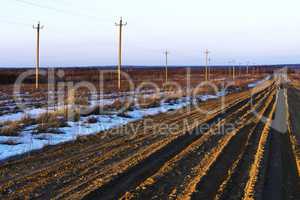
[115,17,127,26]
[33,22,44,30]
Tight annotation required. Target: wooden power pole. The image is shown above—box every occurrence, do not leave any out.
[33,21,44,89]
[208,57,211,80]
[229,60,235,80]
[164,50,169,83]
[233,64,235,80]
[204,49,210,81]
[115,17,127,90]
[246,61,250,75]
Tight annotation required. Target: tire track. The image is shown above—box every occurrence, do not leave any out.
[81,85,273,200]
[0,82,273,199]
[189,89,276,200]
[177,87,276,200]
[120,85,274,200]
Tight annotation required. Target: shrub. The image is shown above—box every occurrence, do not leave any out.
[66,109,81,122]
[35,124,62,134]
[57,107,81,122]
[35,112,69,134]
[163,95,182,104]
[86,116,98,124]
[0,121,22,136]
[0,139,21,145]
[74,96,89,106]
[117,112,132,118]
[83,99,134,116]
[20,115,36,126]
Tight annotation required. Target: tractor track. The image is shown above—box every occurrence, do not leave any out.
[81,84,275,200]
[119,84,275,200]
[0,82,274,199]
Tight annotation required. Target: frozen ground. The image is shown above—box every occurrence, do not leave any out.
[0,97,193,160]
[0,77,269,161]
[248,75,271,88]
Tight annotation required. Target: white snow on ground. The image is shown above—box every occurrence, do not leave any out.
[0,98,116,123]
[0,90,150,122]
[248,75,271,88]
[0,96,196,160]
[198,91,227,101]
[0,77,268,161]
[0,99,193,160]
[0,108,46,122]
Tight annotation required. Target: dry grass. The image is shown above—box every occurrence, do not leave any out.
[0,109,80,136]
[20,115,36,126]
[163,94,183,104]
[117,112,133,118]
[86,116,98,124]
[0,139,22,146]
[137,97,161,109]
[31,91,46,99]
[109,98,134,111]
[35,112,69,134]
[74,95,89,106]
[66,109,81,122]
[83,98,134,116]
[0,121,22,136]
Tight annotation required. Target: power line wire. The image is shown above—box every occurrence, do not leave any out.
[13,0,105,21]
[0,18,32,27]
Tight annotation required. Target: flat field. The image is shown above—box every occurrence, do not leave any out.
[0,67,298,200]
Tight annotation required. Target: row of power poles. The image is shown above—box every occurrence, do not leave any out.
[32,17,252,90]
[32,18,213,90]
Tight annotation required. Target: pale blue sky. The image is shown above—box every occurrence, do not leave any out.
[1,0,300,67]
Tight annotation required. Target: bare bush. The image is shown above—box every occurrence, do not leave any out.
[20,115,36,126]
[86,116,98,124]
[83,98,134,116]
[0,139,22,145]
[0,121,22,136]
[35,112,69,134]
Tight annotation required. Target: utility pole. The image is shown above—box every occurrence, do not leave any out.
[228,61,231,79]
[238,62,242,77]
[229,60,236,80]
[208,57,211,80]
[164,50,169,83]
[115,17,127,90]
[252,63,256,75]
[33,21,44,89]
[246,61,250,75]
[233,64,235,80]
[204,49,210,81]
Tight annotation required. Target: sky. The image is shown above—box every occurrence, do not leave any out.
[1,0,300,67]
